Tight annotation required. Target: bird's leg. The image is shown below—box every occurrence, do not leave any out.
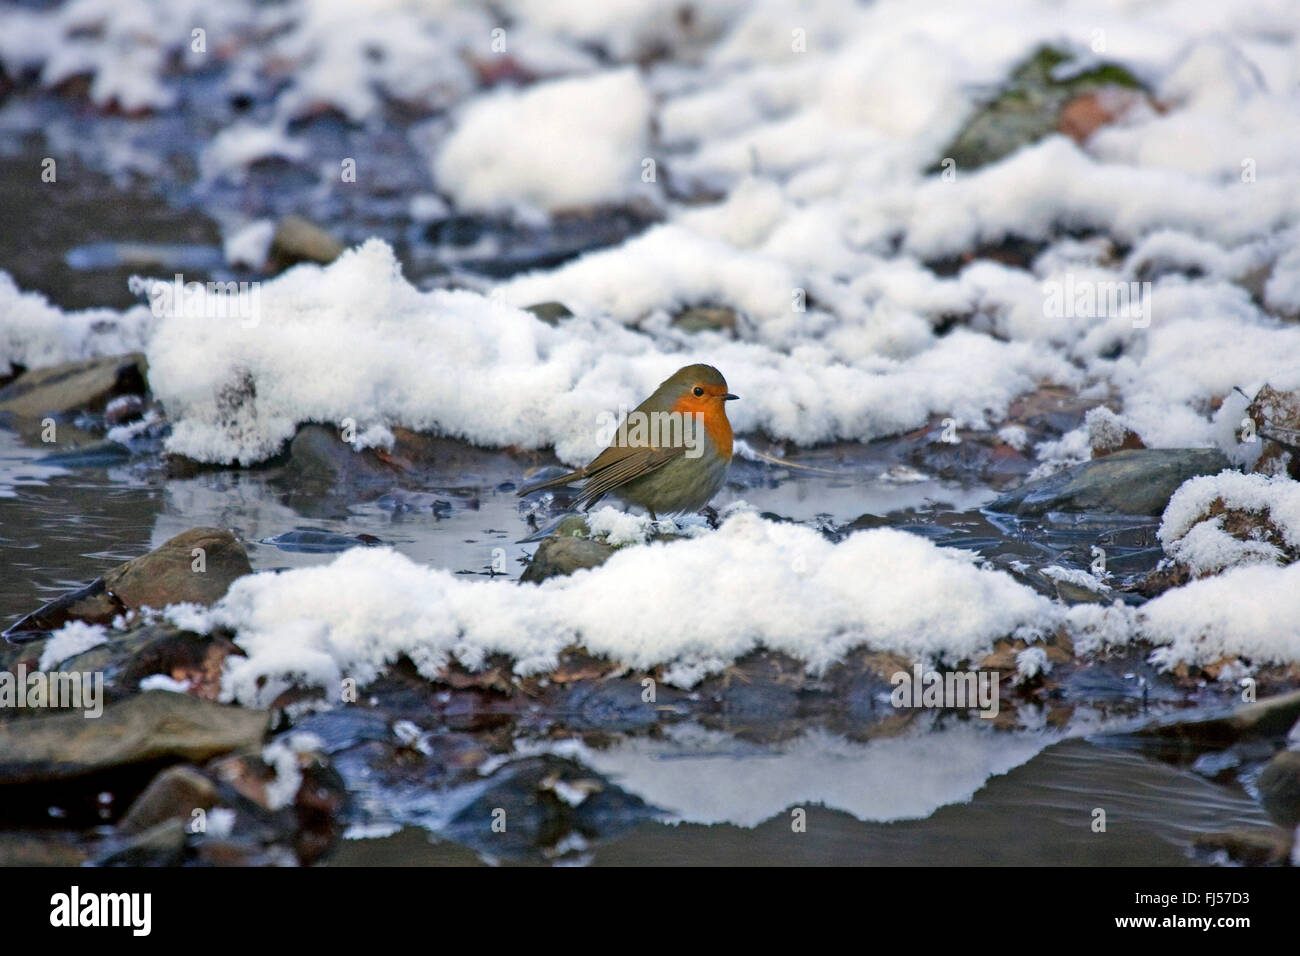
[648,508,658,524]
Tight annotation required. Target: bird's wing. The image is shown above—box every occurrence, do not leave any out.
[574,444,685,509]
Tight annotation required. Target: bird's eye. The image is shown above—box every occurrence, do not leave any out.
[692,386,704,397]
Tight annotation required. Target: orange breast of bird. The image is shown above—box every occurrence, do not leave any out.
[670,393,733,460]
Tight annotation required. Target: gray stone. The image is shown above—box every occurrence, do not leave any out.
[524,301,573,325]
[672,306,738,335]
[521,534,616,584]
[988,448,1231,516]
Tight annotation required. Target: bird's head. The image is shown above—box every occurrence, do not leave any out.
[660,364,738,417]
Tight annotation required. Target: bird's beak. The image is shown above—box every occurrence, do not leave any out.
[723,393,739,401]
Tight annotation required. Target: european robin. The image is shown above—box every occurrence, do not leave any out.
[518,364,738,520]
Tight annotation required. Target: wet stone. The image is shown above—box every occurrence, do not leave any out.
[520,534,616,583]
[1257,749,1300,829]
[0,691,269,786]
[987,448,1231,517]
[0,353,147,419]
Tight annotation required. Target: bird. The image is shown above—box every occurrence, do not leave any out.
[517,364,738,521]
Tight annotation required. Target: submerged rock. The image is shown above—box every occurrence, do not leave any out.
[1122,688,1300,753]
[1257,750,1300,828]
[0,353,146,418]
[988,448,1230,516]
[1193,827,1295,866]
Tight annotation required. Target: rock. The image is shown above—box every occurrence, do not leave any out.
[672,305,739,335]
[104,527,252,610]
[0,832,87,866]
[444,754,657,860]
[261,529,382,554]
[281,423,395,484]
[524,301,573,325]
[1086,406,1145,456]
[267,215,345,272]
[5,528,250,640]
[1124,688,1300,752]
[0,353,146,418]
[2,578,119,641]
[987,448,1230,516]
[0,691,268,785]
[118,764,218,834]
[96,818,188,867]
[1257,750,1300,828]
[932,46,1149,172]
[1193,827,1294,866]
[1247,384,1300,480]
[520,534,616,583]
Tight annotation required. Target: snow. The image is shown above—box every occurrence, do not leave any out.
[1159,470,1300,575]
[171,512,1057,707]
[433,69,655,214]
[1141,561,1300,670]
[37,621,109,671]
[0,274,152,375]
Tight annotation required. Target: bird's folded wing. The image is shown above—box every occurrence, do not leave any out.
[575,444,684,508]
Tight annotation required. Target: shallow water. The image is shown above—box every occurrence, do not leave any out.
[327,738,1272,867]
[0,425,1274,866]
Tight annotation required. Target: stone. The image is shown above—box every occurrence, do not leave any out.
[1125,688,1300,751]
[524,301,573,325]
[101,527,252,611]
[1257,749,1300,828]
[0,353,146,418]
[0,691,269,785]
[932,46,1148,173]
[520,534,616,583]
[267,215,345,272]
[4,528,250,640]
[1193,827,1294,866]
[672,306,738,335]
[988,448,1231,516]
[118,764,219,834]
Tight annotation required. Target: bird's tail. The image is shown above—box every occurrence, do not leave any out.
[516,468,585,497]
